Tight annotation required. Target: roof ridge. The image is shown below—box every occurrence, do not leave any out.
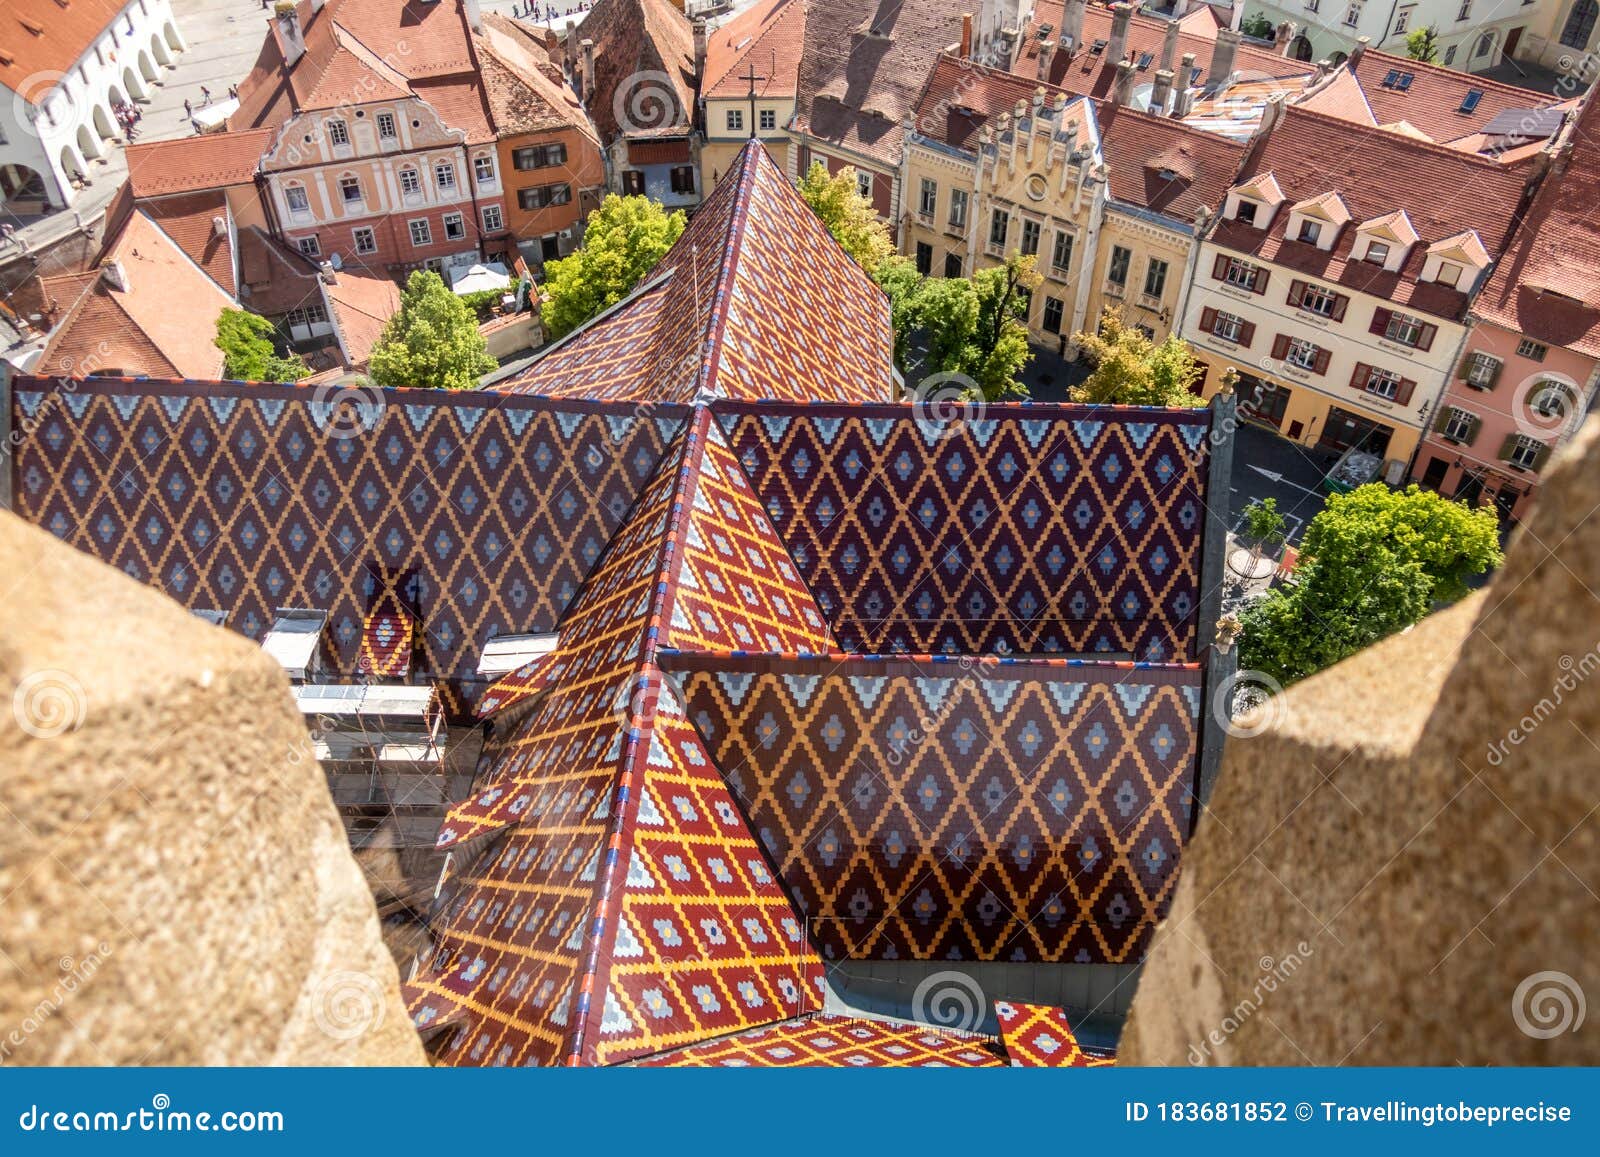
[1281,103,1543,173]
[696,141,765,399]
[1357,46,1552,100]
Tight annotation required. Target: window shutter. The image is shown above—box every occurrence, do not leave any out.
[1287,279,1306,308]
[1486,358,1502,389]
[1238,320,1256,347]
[1395,378,1417,405]
[1532,442,1553,472]
[1200,306,1218,334]
[1417,323,1437,351]
[1330,293,1349,322]
[1466,415,1482,446]
[1253,269,1269,294]
[1212,253,1229,280]
[1271,334,1290,360]
[1350,363,1370,390]
[1312,347,1331,375]
[1496,432,1519,462]
[1369,307,1392,337]
[1432,406,1454,434]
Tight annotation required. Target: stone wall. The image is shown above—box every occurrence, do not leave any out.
[1123,418,1600,1066]
[0,512,423,1065]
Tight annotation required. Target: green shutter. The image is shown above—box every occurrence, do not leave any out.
[1466,415,1482,446]
[1496,432,1519,462]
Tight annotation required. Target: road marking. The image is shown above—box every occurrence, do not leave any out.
[1247,464,1324,498]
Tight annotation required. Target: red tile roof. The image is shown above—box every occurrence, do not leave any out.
[235,226,325,317]
[0,0,122,96]
[1210,105,1534,320]
[324,267,401,367]
[124,130,276,198]
[793,0,962,168]
[1095,98,1248,220]
[574,0,696,143]
[139,191,237,296]
[910,53,1091,153]
[704,0,807,101]
[475,15,596,140]
[1473,95,1600,358]
[1346,46,1554,149]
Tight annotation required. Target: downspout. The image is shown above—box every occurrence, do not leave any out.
[462,141,485,259]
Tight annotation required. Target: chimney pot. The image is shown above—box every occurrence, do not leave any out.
[1349,35,1370,69]
[1113,59,1136,107]
[1160,19,1181,75]
[1150,69,1175,116]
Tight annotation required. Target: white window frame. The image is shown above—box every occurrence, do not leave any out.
[481,204,504,233]
[727,108,744,133]
[918,177,937,219]
[1364,367,1401,400]
[1300,283,1339,317]
[1051,230,1074,276]
[443,211,466,242]
[1143,258,1170,300]
[1442,407,1475,443]
[1465,351,1500,387]
[352,226,377,255]
[327,118,349,147]
[400,168,422,198]
[949,188,968,229]
[296,235,321,258]
[1384,311,1425,346]
[1286,337,1319,370]
[339,175,362,205]
[435,162,456,192]
[376,112,397,140]
[285,185,310,215]
[1224,257,1260,290]
[1508,435,1544,469]
[1213,311,1244,342]
[1344,1,1363,27]
[474,155,496,186]
[759,108,776,131]
[408,218,432,247]
[1365,240,1390,265]
[1517,338,1548,361]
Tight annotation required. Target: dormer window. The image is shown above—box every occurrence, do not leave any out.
[1298,219,1322,245]
[1236,199,1258,225]
[1365,241,1390,264]
[1435,261,1463,288]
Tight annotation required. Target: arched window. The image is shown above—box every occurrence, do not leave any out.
[1562,0,1598,50]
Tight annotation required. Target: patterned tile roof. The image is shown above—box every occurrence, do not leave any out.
[665,653,1202,964]
[994,1000,1115,1066]
[637,1013,1005,1067]
[715,401,1212,660]
[493,141,895,405]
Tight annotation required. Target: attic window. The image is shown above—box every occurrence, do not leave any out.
[1458,89,1484,113]
[1156,167,1179,181]
[1235,198,1258,225]
[1380,70,1415,90]
[1189,66,1205,85]
[1136,52,1153,70]
[1090,38,1108,55]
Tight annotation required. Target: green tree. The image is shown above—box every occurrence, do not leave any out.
[796,161,895,277]
[1071,308,1206,406]
[213,308,309,382]
[540,194,686,340]
[1240,12,1276,39]
[873,254,927,372]
[912,254,1041,399]
[1239,484,1503,685]
[368,270,497,391]
[1406,26,1442,63]
[1243,496,1288,569]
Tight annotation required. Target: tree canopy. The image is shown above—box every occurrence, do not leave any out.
[1239,484,1503,685]
[912,254,1041,399]
[796,161,895,277]
[368,270,497,391]
[213,309,309,383]
[540,194,686,340]
[1070,308,1206,407]
[1406,26,1442,63]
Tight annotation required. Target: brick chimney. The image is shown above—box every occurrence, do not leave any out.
[1113,58,1136,106]
[961,12,973,60]
[1061,0,1086,52]
[1150,69,1174,116]
[1107,3,1134,65]
[1275,21,1296,55]
[1037,37,1056,81]
[1349,35,1370,69]
[273,3,307,69]
[693,18,708,81]
[1160,17,1181,75]
[1207,28,1240,93]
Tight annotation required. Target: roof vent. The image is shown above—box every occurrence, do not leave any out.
[211,215,227,237]
[477,632,560,677]
[100,260,128,293]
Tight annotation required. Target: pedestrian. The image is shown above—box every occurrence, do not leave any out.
[184,98,192,116]
[228,84,238,100]
[200,85,211,106]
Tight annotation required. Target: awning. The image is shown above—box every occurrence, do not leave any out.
[450,262,511,295]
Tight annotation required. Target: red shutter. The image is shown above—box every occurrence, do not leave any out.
[1369,307,1392,337]
[1312,347,1331,375]
[1253,269,1270,295]
[1395,378,1417,405]
[1330,293,1349,322]
[1287,279,1306,308]
[1351,363,1371,390]
[1238,320,1256,347]
[1200,306,1218,334]
[1213,253,1229,280]
[1417,323,1437,351]
[1271,333,1290,360]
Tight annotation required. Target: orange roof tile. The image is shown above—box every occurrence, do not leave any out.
[574,0,696,144]
[910,54,1091,153]
[704,0,807,101]
[323,267,401,367]
[139,191,237,296]
[124,131,275,199]
[1096,98,1247,221]
[475,18,596,140]
[1210,105,1533,321]
[0,0,122,96]
[1346,46,1554,149]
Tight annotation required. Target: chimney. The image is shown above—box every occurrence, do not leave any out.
[1207,28,1240,93]
[1160,18,1181,75]
[961,12,973,60]
[1257,91,1287,138]
[564,21,578,78]
[1230,2,1245,32]
[1172,52,1198,117]
[273,4,307,69]
[101,260,128,293]
[1107,3,1134,66]
[1150,69,1174,116]
[693,18,708,81]
[1061,0,1086,53]
[1113,59,1136,107]
[464,0,482,34]
[580,37,596,102]
[1275,21,1296,55]
[1038,37,1056,81]
[1349,35,1370,69]
[319,260,337,285]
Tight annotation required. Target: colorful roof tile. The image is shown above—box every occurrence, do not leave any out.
[637,1013,1005,1067]
[994,1001,1115,1067]
[665,653,1204,964]
[494,141,895,405]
